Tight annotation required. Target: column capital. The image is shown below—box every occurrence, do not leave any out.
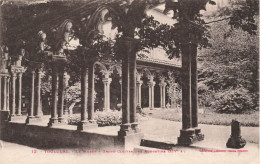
[118,37,139,55]
[136,71,143,81]
[147,81,155,87]
[174,21,204,46]
[18,73,23,78]
[136,80,143,85]
[101,70,112,78]
[102,78,112,84]
[159,82,167,87]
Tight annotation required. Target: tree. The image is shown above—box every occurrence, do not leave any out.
[198,14,259,113]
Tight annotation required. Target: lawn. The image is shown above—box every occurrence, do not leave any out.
[142,108,259,127]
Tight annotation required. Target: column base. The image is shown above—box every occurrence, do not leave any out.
[118,123,132,136]
[58,117,65,123]
[48,117,66,127]
[177,129,196,145]
[131,122,141,133]
[26,116,42,124]
[226,136,246,149]
[195,128,204,141]
[64,110,69,116]
[116,124,144,150]
[118,123,142,137]
[77,120,98,131]
[8,115,26,122]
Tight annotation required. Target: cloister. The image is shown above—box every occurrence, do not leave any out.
[0,0,209,149]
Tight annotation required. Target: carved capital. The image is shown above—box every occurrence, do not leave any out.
[118,37,139,56]
[10,65,26,75]
[174,21,204,45]
[147,81,155,87]
[102,77,112,84]
[164,0,211,21]
[101,70,112,78]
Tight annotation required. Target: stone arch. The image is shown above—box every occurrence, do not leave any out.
[141,68,152,78]
[108,64,121,76]
[93,61,107,72]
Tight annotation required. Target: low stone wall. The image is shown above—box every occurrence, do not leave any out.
[1,121,119,150]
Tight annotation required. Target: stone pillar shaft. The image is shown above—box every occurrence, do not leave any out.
[129,50,136,123]
[88,63,95,120]
[118,37,141,136]
[136,81,143,106]
[58,71,64,122]
[121,42,130,125]
[148,81,155,110]
[11,73,16,116]
[81,66,88,121]
[29,71,35,117]
[119,79,122,104]
[181,44,192,130]
[35,70,42,117]
[2,77,6,111]
[191,49,198,128]
[159,82,166,108]
[103,78,111,111]
[0,76,1,111]
[17,73,22,116]
[6,77,10,111]
[51,68,58,119]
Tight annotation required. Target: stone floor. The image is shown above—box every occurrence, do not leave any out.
[1,115,259,164]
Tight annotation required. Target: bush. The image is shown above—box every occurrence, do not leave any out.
[68,110,122,127]
[212,87,254,114]
[94,110,122,126]
[198,82,215,107]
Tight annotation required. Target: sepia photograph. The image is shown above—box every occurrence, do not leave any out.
[0,0,259,163]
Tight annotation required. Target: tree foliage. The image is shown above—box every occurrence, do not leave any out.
[198,16,259,113]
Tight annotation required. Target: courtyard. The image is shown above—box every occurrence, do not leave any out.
[0,0,259,163]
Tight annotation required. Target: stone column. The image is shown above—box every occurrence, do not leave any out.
[136,73,142,107]
[136,80,143,107]
[159,78,167,109]
[118,37,136,136]
[63,73,70,116]
[2,76,6,111]
[147,75,155,110]
[78,57,98,131]
[88,63,96,122]
[17,73,22,116]
[10,72,16,116]
[6,76,10,111]
[29,71,35,118]
[35,70,42,118]
[48,66,59,126]
[175,21,204,145]
[102,77,111,111]
[48,56,67,127]
[191,43,204,141]
[0,76,1,111]
[80,65,88,122]
[57,70,65,123]
[119,78,122,104]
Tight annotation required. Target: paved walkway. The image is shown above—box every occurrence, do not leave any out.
[1,116,259,164]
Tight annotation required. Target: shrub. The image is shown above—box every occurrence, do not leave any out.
[212,87,254,114]
[198,82,215,107]
[94,110,122,126]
